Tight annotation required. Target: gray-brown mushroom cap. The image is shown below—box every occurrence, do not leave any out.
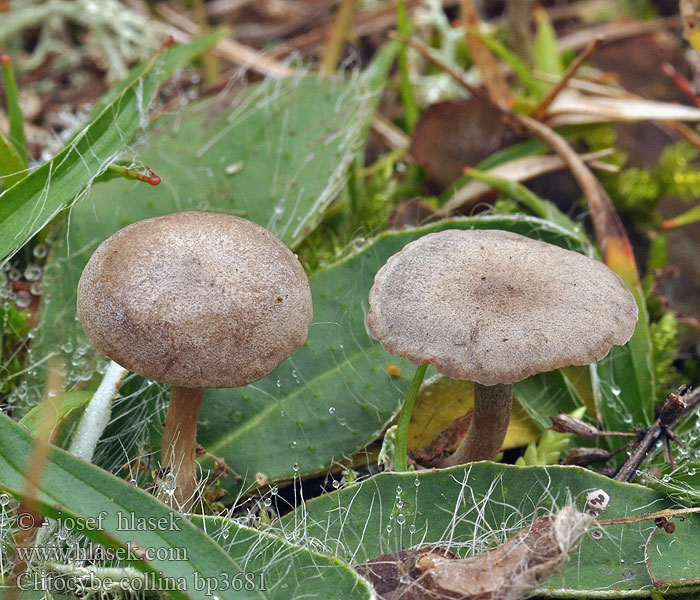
[367,229,638,386]
[77,211,313,388]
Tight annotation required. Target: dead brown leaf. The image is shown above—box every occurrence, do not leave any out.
[356,506,592,600]
[410,98,518,192]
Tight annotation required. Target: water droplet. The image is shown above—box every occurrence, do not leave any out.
[0,494,9,506]
[290,441,297,448]
[386,525,392,534]
[14,290,31,308]
[332,480,340,489]
[225,161,243,175]
[396,486,402,495]
[161,472,177,495]
[397,514,405,525]
[33,244,48,259]
[24,264,42,282]
[610,386,621,397]
[221,528,229,539]
[396,500,403,509]
[30,281,43,295]
[328,407,335,414]
[61,341,74,354]
[276,377,281,388]
[414,479,420,487]
[352,237,366,251]
[293,462,299,471]
[8,268,21,281]
[409,524,416,534]
[264,498,272,507]
[270,487,278,496]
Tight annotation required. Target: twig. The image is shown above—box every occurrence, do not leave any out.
[531,36,603,121]
[460,0,510,107]
[597,505,700,527]
[614,386,700,482]
[557,15,681,53]
[371,113,411,150]
[155,3,294,78]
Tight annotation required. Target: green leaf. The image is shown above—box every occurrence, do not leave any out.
[19,390,93,439]
[0,411,266,600]
[533,6,564,77]
[277,463,700,596]
[646,515,700,589]
[0,411,369,599]
[0,55,28,167]
[469,29,543,96]
[0,43,172,262]
[592,309,655,434]
[25,74,378,408]
[462,167,594,249]
[515,369,584,430]
[189,516,372,599]
[0,128,26,189]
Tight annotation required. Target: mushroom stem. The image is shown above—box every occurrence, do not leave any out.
[159,386,204,510]
[439,383,513,467]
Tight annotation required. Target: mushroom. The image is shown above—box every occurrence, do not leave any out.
[367,228,638,469]
[77,211,313,509]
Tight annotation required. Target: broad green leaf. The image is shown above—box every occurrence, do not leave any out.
[0,43,172,262]
[0,411,366,600]
[25,74,380,403]
[190,516,372,599]
[277,463,700,597]
[197,215,593,494]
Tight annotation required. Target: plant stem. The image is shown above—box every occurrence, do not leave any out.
[159,386,204,511]
[439,382,513,466]
[394,363,428,471]
[320,0,358,74]
[395,0,418,133]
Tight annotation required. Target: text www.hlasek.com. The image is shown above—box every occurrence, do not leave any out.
[15,542,187,563]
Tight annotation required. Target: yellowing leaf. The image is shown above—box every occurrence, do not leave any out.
[407,377,539,452]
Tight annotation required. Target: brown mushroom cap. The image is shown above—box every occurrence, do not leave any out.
[77,211,313,388]
[367,229,638,386]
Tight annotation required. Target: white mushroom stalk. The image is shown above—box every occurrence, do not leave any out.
[368,228,638,468]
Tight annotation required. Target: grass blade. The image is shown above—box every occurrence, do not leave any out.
[0,55,28,167]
